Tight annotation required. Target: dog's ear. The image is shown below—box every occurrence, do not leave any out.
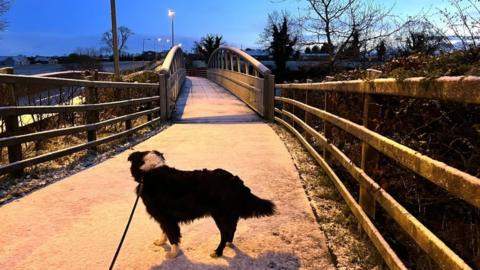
[152,150,165,160]
[128,151,144,162]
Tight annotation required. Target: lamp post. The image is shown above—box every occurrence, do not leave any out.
[142,38,151,53]
[168,9,175,48]
[110,0,120,80]
[157,38,162,50]
[142,38,151,64]
[157,38,162,59]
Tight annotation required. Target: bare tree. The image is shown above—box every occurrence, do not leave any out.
[0,0,11,32]
[101,26,133,55]
[299,0,398,70]
[439,0,480,50]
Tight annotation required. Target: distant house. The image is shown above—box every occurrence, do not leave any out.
[34,56,57,64]
[300,53,330,61]
[191,60,207,68]
[244,49,270,60]
[0,56,30,66]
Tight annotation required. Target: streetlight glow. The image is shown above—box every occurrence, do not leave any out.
[168,9,175,17]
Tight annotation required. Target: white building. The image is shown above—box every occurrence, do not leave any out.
[0,56,30,66]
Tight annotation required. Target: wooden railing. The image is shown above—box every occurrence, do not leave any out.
[207,46,275,121]
[158,45,186,118]
[0,46,186,176]
[36,70,114,81]
[275,74,480,270]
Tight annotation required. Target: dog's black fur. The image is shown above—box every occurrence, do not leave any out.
[128,150,276,257]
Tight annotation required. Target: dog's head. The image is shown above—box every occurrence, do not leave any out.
[128,150,165,182]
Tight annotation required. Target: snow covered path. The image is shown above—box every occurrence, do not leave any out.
[0,77,334,270]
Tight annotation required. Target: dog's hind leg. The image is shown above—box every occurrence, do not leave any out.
[160,221,181,259]
[211,215,233,258]
[226,216,239,248]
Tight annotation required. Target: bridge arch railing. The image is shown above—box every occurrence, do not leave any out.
[158,45,186,118]
[207,46,274,121]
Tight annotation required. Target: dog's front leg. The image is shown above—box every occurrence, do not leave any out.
[160,221,182,259]
[153,232,167,246]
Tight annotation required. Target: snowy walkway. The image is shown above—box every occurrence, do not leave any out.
[0,77,334,270]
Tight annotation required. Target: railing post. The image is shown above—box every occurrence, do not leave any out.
[165,73,173,119]
[323,91,333,160]
[125,87,133,131]
[359,69,382,222]
[263,73,275,122]
[159,73,168,121]
[237,56,241,72]
[1,67,23,176]
[86,70,99,152]
[224,52,229,71]
[304,79,312,140]
[290,83,298,128]
[147,85,153,123]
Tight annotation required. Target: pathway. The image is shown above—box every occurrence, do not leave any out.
[0,77,334,270]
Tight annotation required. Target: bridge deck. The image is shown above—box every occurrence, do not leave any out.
[0,77,334,270]
[173,77,259,123]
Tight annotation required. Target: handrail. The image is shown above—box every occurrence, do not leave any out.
[0,74,159,89]
[276,76,480,104]
[274,76,479,269]
[159,45,185,76]
[35,70,114,79]
[207,46,275,120]
[208,46,271,76]
[157,45,186,118]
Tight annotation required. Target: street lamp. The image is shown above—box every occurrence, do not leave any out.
[157,38,162,57]
[143,38,151,53]
[109,0,120,80]
[154,38,162,60]
[168,9,175,48]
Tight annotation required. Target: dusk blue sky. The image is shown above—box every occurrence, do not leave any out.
[1,0,445,56]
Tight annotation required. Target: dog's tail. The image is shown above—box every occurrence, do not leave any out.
[240,193,276,218]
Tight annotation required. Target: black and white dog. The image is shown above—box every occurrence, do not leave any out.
[128,150,276,259]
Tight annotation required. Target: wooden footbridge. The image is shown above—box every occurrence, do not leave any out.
[0,45,479,269]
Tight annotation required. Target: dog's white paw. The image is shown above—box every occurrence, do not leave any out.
[210,251,222,258]
[154,234,167,246]
[165,251,178,259]
[165,244,179,259]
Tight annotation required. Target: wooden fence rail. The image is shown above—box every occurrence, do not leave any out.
[0,46,186,176]
[275,74,480,270]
